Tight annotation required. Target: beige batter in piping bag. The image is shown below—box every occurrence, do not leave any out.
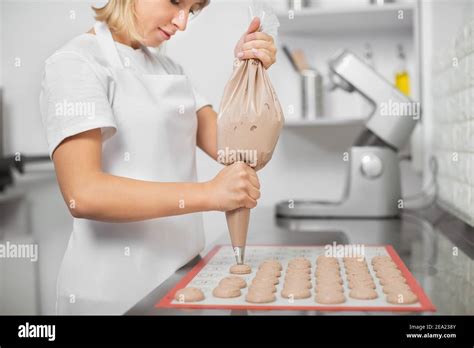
[217,1,284,265]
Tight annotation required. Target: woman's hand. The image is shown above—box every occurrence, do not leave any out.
[206,162,261,212]
[234,17,277,70]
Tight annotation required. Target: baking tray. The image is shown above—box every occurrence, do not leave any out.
[156,245,436,312]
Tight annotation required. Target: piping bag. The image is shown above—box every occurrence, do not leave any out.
[217,0,284,265]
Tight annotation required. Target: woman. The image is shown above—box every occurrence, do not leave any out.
[40,0,277,314]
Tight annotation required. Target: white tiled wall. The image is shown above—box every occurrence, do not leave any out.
[431,14,474,226]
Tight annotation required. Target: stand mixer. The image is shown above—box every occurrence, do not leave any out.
[276,50,419,219]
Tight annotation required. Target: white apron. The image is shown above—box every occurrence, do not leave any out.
[56,21,205,315]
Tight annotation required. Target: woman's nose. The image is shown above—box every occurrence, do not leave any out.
[172,10,188,31]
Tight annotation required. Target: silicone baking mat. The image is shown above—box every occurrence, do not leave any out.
[156,245,436,312]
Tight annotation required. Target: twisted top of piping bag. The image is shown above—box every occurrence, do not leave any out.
[248,0,280,40]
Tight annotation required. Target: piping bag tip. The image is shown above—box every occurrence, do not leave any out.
[226,207,250,265]
[233,246,246,265]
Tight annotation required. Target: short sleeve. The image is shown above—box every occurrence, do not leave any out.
[191,84,212,112]
[40,52,117,159]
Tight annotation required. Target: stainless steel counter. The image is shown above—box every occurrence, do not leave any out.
[126,205,474,315]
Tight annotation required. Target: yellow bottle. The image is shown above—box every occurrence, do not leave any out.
[395,44,410,96]
[396,71,410,96]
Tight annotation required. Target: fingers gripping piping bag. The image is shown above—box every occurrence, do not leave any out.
[217,1,284,265]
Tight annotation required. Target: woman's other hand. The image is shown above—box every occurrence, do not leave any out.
[234,17,277,69]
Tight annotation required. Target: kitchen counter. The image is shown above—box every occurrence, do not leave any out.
[126,205,474,315]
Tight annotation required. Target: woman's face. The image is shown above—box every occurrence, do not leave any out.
[134,0,205,47]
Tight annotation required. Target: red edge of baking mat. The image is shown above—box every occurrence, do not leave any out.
[156,244,437,312]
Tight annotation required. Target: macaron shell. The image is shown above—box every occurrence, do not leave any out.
[174,287,205,302]
[229,264,252,275]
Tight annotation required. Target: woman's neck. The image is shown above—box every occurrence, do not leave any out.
[112,32,141,50]
[87,28,141,50]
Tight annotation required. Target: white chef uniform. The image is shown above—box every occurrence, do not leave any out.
[40,21,209,314]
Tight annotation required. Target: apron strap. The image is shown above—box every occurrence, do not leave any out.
[94,21,124,69]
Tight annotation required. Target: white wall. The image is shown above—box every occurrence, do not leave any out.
[2,0,105,156]
[421,0,473,225]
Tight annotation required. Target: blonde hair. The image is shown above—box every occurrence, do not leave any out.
[92,0,210,45]
[92,0,143,43]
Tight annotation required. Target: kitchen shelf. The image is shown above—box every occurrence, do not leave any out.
[277,3,415,35]
[284,117,366,127]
